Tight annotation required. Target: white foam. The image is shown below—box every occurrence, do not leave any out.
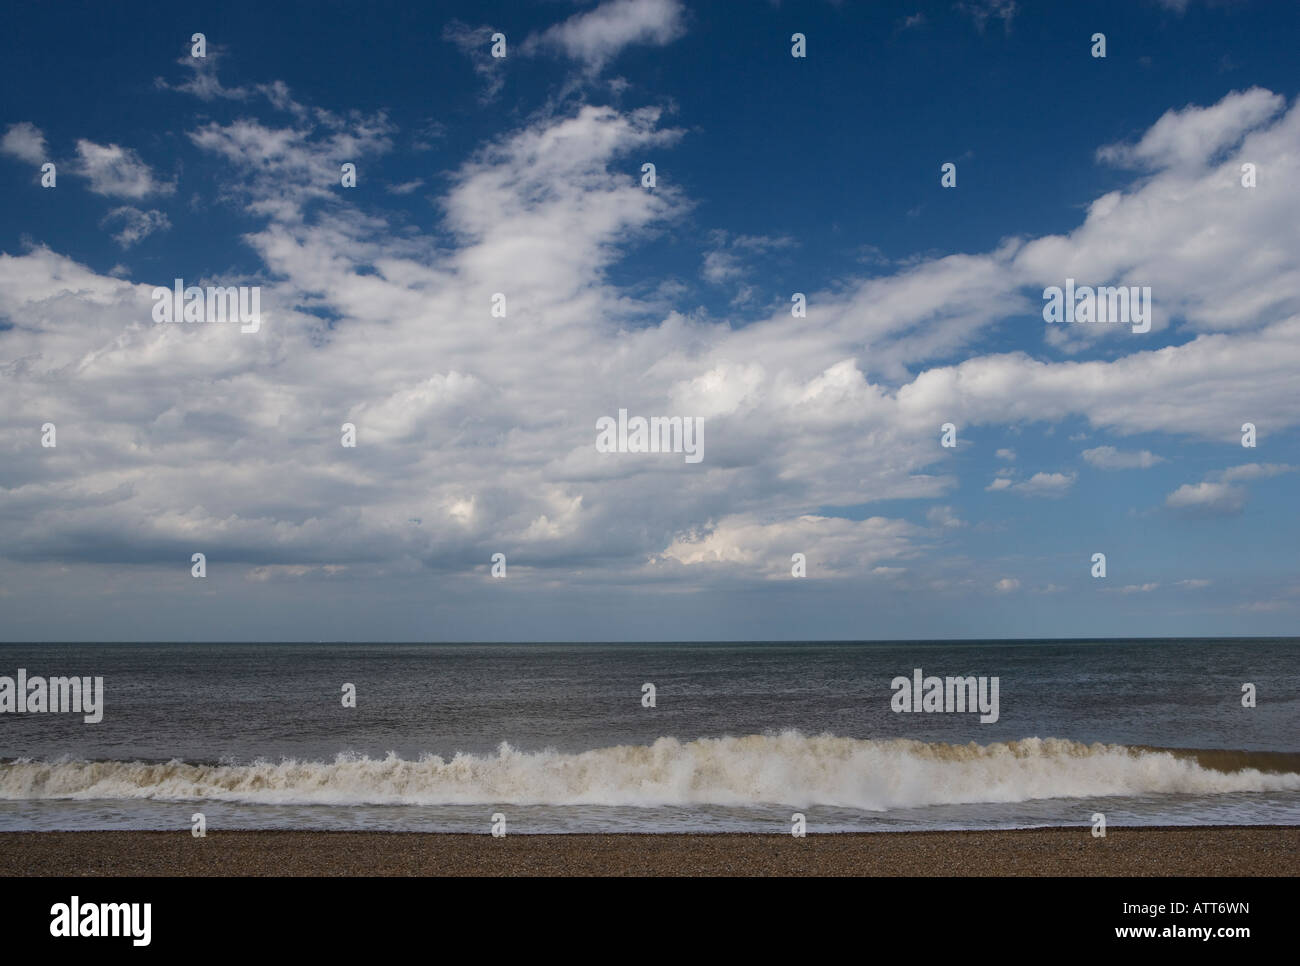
[2,734,1298,809]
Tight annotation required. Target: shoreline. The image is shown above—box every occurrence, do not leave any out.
[3,825,1296,876]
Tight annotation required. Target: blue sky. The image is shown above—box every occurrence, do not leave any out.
[1,0,1298,641]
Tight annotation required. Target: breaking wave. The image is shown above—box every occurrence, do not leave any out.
[3,734,1298,810]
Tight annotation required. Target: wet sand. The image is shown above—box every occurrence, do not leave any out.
[2,825,1296,876]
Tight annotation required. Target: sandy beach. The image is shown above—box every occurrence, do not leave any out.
[2,826,1295,876]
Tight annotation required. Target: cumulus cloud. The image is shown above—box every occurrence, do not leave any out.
[1,85,1299,606]
[1,122,47,165]
[74,140,174,199]
[1097,88,1283,171]
[1015,472,1076,497]
[1164,463,1292,516]
[1165,481,1246,515]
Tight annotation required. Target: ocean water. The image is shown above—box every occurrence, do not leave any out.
[1,640,1297,833]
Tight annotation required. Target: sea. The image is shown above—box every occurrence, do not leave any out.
[1,639,1297,833]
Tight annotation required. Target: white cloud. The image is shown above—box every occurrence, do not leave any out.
[1162,464,1291,516]
[442,20,507,102]
[1218,462,1293,482]
[995,448,1015,460]
[2,87,1299,605]
[187,110,393,220]
[1165,481,1246,515]
[246,564,346,582]
[74,140,174,199]
[155,47,251,102]
[701,248,743,285]
[659,514,918,579]
[1,122,47,165]
[700,232,795,304]
[994,577,1020,593]
[1098,88,1283,171]
[99,207,171,248]
[926,505,965,529]
[525,0,686,72]
[1082,446,1164,469]
[1017,90,1299,340]
[991,472,1077,497]
[1016,472,1075,496]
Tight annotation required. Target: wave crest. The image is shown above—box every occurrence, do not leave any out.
[3,734,1298,810]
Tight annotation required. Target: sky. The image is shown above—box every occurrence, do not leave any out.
[1,0,1298,642]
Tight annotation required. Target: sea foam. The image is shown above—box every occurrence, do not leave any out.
[2,734,1298,810]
